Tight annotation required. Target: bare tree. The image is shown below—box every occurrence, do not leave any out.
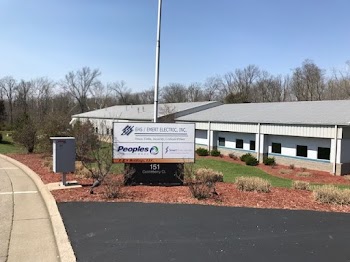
[15,80,33,116]
[0,76,17,125]
[138,88,154,104]
[291,60,325,101]
[252,71,284,102]
[161,83,188,103]
[109,80,133,105]
[187,82,204,102]
[203,76,223,101]
[90,82,113,109]
[31,78,55,119]
[62,67,101,113]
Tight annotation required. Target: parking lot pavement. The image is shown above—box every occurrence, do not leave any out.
[58,202,350,262]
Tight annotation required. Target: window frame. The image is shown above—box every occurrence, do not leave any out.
[218,137,225,147]
[250,140,256,151]
[317,147,330,160]
[271,142,281,154]
[236,139,243,149]
[296,145,308,157]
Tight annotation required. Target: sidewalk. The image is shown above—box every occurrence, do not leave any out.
[0,155,75,262]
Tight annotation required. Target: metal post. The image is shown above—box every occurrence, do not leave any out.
[153,0,162,123]
[333,125,338,175]
[61,173,67,186]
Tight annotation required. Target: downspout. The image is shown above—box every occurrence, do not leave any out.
[257,123,261,162]
[333,125,338,175]
[208,121,211,154]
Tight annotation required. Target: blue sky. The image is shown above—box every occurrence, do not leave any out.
[0,0,349,92]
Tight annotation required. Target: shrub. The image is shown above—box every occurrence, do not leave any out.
[292,180,310,190]
[240,153,252,162]
[103,176,123,199]
[289,164,295,170]
[263,157,275,166]
[184,165,220,199]
[196,168,224,183]
[13,113,37,153]
[297,172,311,177]
[228,153,238,160]
[245,156,258,166]
[196,147,209,156]
[210,149,221,157]
[235,177,271,193]
[279,169,293,175]
[313,185,350,205]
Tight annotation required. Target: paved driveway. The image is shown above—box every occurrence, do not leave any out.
[58,202,350,262]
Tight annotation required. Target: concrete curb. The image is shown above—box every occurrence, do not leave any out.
[0,154,76,262]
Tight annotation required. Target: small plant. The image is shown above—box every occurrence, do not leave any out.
[292,180,310,190]
[289,164,295,170]
[279,169,293,175]
[300,167,307,172]
[240,153,252,162]
[313,185,350,205]
[297,172,311,177]
[196,147,209,156]
[245,156,258,166]
[228,153,238,160]
[184,165,220,199]
[263,157,275,166]
[196,168,224,183]
[210,149,221,157]
[235,177,271,193]
[103,175,123,199]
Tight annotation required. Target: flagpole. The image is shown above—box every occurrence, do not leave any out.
[153,0,162,123]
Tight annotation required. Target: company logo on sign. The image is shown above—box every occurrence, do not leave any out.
[150,146,159,155]
[121,125,134,136]
[117,146,149,153]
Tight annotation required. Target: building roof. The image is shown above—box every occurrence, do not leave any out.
[72,101,221,121]
[176,100,350,126]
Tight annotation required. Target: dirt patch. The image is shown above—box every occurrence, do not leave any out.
[8,153,350,213]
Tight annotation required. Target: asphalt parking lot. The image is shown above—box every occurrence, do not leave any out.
[58,202,350,262]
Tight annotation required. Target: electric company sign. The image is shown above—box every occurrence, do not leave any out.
[113,122,195,163]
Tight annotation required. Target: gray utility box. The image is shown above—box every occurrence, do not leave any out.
[51,137,76,173]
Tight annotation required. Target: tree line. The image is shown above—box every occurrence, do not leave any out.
[0,59,350,149]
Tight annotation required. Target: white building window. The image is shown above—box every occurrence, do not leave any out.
[296,145,307,157]
[272,143,281,154]
[219,137,225,146]
[236,139,243,149]
[318,147,330,160]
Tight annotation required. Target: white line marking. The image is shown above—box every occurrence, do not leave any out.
[0,167,19,170]
[0,191,38,195]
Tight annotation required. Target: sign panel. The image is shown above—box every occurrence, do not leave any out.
[124,163,184,185]
[113,123,195,163]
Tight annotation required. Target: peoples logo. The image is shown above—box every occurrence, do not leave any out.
[150,146,159,155]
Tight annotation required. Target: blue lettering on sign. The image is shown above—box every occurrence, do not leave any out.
[117,146,150,153]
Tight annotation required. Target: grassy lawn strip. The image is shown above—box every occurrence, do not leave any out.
[194,158,292,188]
[0,131,25,154]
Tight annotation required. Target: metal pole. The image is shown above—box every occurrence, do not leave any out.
[333,125,338,175]
[153,0,162,123]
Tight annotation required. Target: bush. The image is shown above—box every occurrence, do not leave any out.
[228,153,238,160]
[263,157,275,166]
[240,153,252,162]
[297,172,311,177]
[13,113,37,153]
[292,180,310,190]
[289,164,295,170]
[245,156,258,166]
[235,177,271,193]
[210,149,221,157]
[313,185,350,205]
[196,147,209,156]
[103,176,123,199]
[184,165,220,199]
[196,168,224,183]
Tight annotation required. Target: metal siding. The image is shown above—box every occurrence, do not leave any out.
[261,124,334,138]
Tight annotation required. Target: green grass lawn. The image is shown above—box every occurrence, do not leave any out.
[0,131,25,154]
[193,158,293,188]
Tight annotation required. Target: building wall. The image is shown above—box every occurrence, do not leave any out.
[266,135,331,162]
[216,131,256,153]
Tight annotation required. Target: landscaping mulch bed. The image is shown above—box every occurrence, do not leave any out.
[8,153,350,213]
